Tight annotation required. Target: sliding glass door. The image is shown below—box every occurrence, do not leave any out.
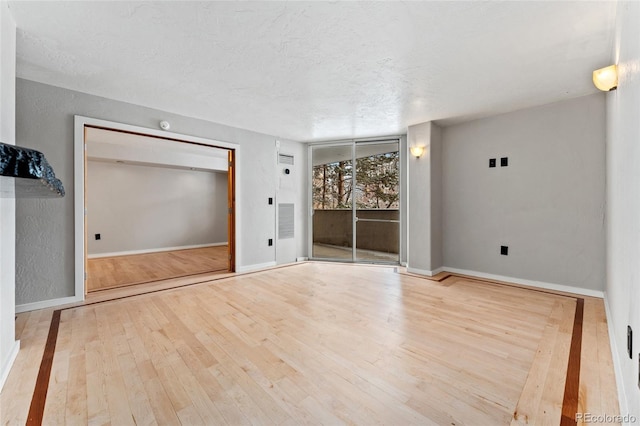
[311,143,353,260]
[354,141,400,262]
[310,139,400,263]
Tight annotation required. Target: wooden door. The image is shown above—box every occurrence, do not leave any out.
[83,126,88,294]
[227,150,236,271]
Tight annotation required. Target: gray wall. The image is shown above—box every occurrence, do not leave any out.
[87,161,227,255]
[0,0,17,391]
[15,79,306,305]
[606,0,640,418]
[429,124,443,269]
[407,121,443,273]
[399,135,407,264]
[442,93,606,291]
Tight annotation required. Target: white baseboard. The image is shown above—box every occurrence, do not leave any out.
[0,340,20,392]
[406,266,444,277]
[296,257,308,262]
[442,267,605,298]
[16,295,84,314]
[604,292,629,422]
[88,242,228,259]
[237,261,277,273]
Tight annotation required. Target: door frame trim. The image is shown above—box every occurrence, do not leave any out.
[73,115,241,301]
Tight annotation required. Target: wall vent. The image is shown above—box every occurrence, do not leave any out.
[278,203,295,239]
[278,154,294,165]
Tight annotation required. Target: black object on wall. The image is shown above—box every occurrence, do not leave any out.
[0,142,65,198]
[500,246,509,256]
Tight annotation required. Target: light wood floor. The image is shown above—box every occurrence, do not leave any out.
[0,263,619,425]
[87,245,229,292]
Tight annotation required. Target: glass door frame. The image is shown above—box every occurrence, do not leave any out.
[307,136,404,265]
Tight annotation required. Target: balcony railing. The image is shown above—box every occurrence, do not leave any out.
[313,209,399,254]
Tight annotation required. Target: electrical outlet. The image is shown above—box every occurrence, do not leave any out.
[501,157,508,167]
[268,238,273,246]
[95,233,101,241]
[629,326,633,359]
[489,158,496,168]
[500,246,509,256]
[268,197,273,205]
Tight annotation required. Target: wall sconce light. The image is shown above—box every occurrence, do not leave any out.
[593,65,618,91]
[410,146,425,158]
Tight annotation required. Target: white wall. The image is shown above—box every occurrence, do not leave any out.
[0,0,18,391]
[442,94,606,292]
[86,126,229,172]
[276,139,307,264]
[87,161,227,256]
[606,0,640,419]
[15,79,307,305]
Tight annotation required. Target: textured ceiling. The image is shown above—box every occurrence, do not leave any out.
[8,1,616,142]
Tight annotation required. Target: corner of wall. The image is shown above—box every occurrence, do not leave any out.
[399,134,408,264]
[0,0,18,393]
[429,123,444,270]
[603,291,629,419]
[0,340,19,391]
[605,0,640,420]
[407,121,443,272]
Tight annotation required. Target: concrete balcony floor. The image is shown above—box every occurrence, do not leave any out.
[312,243,399,263]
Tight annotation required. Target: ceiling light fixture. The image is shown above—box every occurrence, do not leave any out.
[593,65,618,91]
[410,146,425,158]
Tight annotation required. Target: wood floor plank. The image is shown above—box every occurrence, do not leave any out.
[578,298,621,425]
[579,298,602,419]
[1,263,622,425]
[85,340,111,425]
[97,305,138,426]
[87,245,229,292]
[41,347,68,425]
[27,309,62,426]
[65,353,88,425]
